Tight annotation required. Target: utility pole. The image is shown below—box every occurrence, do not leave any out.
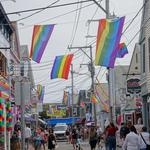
[68,46,97,125]
[71,64,74,125]
[20,62,26,150]
[89,46,97,126]
[105,0,114,122]
[20,77,25,150]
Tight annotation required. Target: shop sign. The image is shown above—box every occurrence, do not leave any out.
[127,78,141,94]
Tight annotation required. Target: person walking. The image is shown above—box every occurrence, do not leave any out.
[89,126,97,150]
[71,126,78,150]
[105,122,118,150]
[139,126,150,150]
[25,124,32,150]
[122,125,140,150]
[48,128,57,150]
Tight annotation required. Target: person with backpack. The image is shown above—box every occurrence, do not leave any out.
[139,126,150,150]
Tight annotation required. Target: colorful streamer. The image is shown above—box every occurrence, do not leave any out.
[30,24,55,63]
[117,43,128,58]
[0,98,4,131]
[95,17,125,68]
[51,54,74,79]
[37,85,45,103]
[6,100,12,131]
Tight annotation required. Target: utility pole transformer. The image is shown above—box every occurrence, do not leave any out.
[68,46,97,125]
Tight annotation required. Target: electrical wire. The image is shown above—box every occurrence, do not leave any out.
[6,0,93,15]
[70,0,82,46]
[15,0,60,22]
[19,2,95,29]
[122,0,148,35]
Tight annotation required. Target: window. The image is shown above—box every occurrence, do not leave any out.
[136,53,138,63]
[0,52,7,77]
[149,37,150,71]
[143,43,145,73]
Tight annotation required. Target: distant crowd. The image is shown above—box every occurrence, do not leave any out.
[10,120,150,150]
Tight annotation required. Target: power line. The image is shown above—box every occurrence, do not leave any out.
[70,0,82,46]
[6,0,93,15]
[19,2,94,29]
[15,0,60,22]
[122,0,148,35]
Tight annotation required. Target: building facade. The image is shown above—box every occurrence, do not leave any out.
[140,0,150,128]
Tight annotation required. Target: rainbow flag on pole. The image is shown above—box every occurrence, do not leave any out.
[30,24,55,63]
[37,85,45,103]
[91,95,100,104]
[51,54,74,79]
[117,43,128,58]
[95,17,125,68]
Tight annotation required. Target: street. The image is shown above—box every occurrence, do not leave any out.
[28,141,121,150]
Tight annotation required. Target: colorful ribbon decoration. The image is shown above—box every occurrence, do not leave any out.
[6,100,12,131]
[0,98,4,131]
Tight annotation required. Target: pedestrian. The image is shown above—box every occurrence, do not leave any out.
[34,128,42,150]
[48,128,57,150]
[89,126,97,150]
[40,128,47,150]
[25,124,32,150]
[103,125,110,150]
[66,128,70,143]
[122,125,140,150]
[139,126,150,150]
[71,126,78,150]
[96,126,103,150]
[105,122,118,150]
[10,130,21,150]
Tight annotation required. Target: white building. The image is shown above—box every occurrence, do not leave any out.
[139,0,150,128]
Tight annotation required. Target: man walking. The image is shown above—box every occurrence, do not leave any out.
[25,124,32,150]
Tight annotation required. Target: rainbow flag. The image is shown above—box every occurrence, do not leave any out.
[37,85,45,103]
[96,90,109,112]
[117,43,128,58]
[63,91,68,105]
[30,24,55,63]
[51,54,74,79]
[0,80,9,91]
[95,17,125,68]
[91,95,100,104]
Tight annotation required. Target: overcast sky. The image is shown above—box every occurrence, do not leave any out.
[2,0,143,103]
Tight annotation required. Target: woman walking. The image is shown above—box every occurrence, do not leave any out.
[122,125,140,150]
[89,126,97,150]
[105,122,117,150]
[48,128,57,150]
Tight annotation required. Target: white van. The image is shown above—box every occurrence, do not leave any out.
[54,123,68,140]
